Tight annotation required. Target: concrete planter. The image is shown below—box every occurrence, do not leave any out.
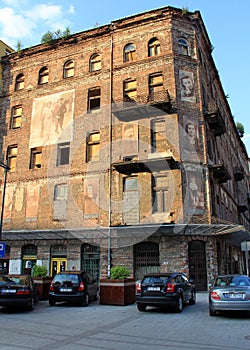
[99,278,136,305]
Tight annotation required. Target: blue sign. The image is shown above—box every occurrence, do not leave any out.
[0,242,6,258]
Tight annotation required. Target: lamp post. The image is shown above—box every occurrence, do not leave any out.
[0,160,10,241]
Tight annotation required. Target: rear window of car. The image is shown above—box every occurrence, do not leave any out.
[0,276,30,285]
[215,276,250,287]
[53,274,79,284]
[142,276,170,284]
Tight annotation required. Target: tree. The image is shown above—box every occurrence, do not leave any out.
[41,28,72,45]
[236,122,244,138]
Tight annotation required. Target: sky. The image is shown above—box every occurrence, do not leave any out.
[0,0,249,155]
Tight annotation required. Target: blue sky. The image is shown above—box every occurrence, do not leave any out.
[1,0,249,154]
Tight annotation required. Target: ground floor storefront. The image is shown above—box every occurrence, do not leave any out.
[1,224,249,291]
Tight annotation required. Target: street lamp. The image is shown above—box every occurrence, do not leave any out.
[0,160,10,241]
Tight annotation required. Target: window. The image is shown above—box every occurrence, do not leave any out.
[148,38,161,57]
[15,73,25,91]
[178,38,190,56]
[63,60,74,78]
[7,145,18,172]
[124,43,136,62]
[123,79,137,102]
[38,67,49,84]
[87,132,100,162]
[149,73,163,98]
[151,120,166,152]
[57,142,70,166]
[11,106,22,129]
[54,184,68,201]
[152,176,168,213]
[90,53,101,72]
[88,87,101,112]
[30,147,42,169]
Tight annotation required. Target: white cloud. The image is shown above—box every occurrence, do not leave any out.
[0,1,74,47]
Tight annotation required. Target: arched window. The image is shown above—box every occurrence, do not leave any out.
[89,53,101,72]
[38,66,49,84]
[63,60,74,78]
[148,38,161,57]
[15,73,25,90]
[178,38,190,56]
[124,43,136,62]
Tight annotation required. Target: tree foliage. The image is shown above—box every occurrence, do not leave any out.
[236,122,244,138]
[41,27,71,45]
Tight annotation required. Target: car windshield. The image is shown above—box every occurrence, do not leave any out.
[53,274,79,283]
[0,275,30,285]
[215,276,250,287]
[143,276,170,284]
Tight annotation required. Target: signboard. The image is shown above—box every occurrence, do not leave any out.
[0,242,6,258]
[241,241,250,251]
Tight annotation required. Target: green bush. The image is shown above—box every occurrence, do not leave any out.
[33,265,48,277]
[110,266,130,279]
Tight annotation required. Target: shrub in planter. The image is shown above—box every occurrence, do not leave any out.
[32,265,52,300]
[100,266,135,305]
[110,266,130,279]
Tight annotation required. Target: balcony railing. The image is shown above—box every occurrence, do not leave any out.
[204,107,226,136]
[112,90,172,120]
[233,166,244,181]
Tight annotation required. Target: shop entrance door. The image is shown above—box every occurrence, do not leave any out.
[51,258,67,277]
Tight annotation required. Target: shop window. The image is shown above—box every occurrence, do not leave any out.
[38,66,49,84]
[90,53,101,72]
[63,60,74,78]
[148,38,161,57]
[15,73,25,91]
[30,147,42,169]
[57,142,70,166]
[87,132,100,162]
[124,43,136,62]
[11,106,22,129]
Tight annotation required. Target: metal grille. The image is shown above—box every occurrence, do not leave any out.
[188,240,207,291]
[134,242,160,281]
[81,244,100,282]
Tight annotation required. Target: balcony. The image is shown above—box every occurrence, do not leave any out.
[113,153,178,175]
[112,90,172,121]
[233,166,244,181]
[238,204,248,213]
[204,109,226,136]
[209,164,231,183]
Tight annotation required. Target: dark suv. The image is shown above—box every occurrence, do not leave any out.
[136,272,196,312]
[49,271,98,306]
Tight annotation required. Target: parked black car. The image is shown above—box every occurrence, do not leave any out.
[0,274,38,311]
[49,271,98,306]
[209,274,250,316]
[136,272,196,312]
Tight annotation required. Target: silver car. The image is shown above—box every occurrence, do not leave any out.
[209,274,250,316]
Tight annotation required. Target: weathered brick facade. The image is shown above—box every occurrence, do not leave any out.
[0,7,249,290]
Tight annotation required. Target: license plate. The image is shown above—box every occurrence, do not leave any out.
[1,289,16,293]
[229,293,243,299]
[147,287,160,291]
[60,288,72,292]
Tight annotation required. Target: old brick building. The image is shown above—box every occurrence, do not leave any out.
[0,6,249,290]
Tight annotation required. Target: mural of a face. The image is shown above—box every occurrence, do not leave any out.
[179,70,196,102]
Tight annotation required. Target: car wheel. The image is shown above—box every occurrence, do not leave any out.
[27,297,34,311]
[209,308,217,317]
[189,291,196,305]
[175,295,183,313]
[137,304,146,312]
[49,299,56,306]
